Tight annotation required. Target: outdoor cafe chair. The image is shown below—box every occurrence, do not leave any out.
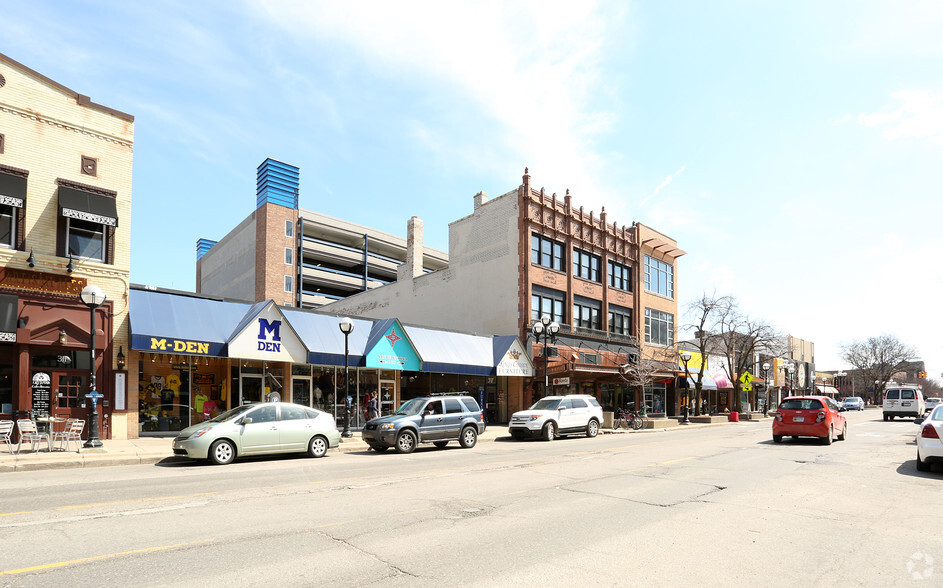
[16,419,50,453]
[0,420,14,454]
[53,419,85,453]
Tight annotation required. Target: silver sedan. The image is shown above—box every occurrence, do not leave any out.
[172,402,340,465]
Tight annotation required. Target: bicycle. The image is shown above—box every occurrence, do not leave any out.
[613,406,644,430]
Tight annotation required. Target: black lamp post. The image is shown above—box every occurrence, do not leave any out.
[762,362,771,416]
[338,317,354,438]
[785,363,795,399]
[531,314,560,397]
[80,285,106,448]
[680,351,692,423]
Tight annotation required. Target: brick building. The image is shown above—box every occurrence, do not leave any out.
[0,52,134,438]
[320,169,686,419]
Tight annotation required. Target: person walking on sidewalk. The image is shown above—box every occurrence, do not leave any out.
[366,391,379,421]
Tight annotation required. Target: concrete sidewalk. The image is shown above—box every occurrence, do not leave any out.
[0,417,756,473]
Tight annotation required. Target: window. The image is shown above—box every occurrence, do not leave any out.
[581,354,599,365]
[532,286,565,323]
[573,249,600,282]
[444,399,464,414]
[285,247,293,265]
[68,218,105,261]
[0,204,13,249]
[460,397,481,412]
[644,256,674,298]
[644,308,674,346]
[608,261,632,291]
[573,297,601,330]
[608,305,632,336]
[279,404,308,421]
[285,220,294,238]
[284,275,293,293]
[531,233,565,271]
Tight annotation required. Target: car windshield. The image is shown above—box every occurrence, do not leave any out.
[529,398,562,410]
[779,399,823,410]
[932,406,943,421]
[394,398,426,416]
[208,404,256,423]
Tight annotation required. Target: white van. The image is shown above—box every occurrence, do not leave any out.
[882,387,925,420]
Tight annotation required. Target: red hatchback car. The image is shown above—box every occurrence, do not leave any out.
[773,396,847,445]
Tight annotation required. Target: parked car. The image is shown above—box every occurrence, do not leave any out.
[508,394,603,441]
[772,396,847,445]
[915,405,943,472]
[841,396,865,411]
[883,387,925,420]
[172,402,340,465]
[361,394,485,454]
[924,397,942,415]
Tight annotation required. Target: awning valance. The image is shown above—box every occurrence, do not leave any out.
[0,293,17,342]
[59,186,118,227]
[0,172,26,208]
[129,289,249,356]
[816,384,840,396]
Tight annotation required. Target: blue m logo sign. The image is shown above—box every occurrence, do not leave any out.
[257,318,282,352]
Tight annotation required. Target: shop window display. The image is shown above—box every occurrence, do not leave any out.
[139,355,227,434]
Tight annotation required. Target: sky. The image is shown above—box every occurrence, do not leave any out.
[5,1,943,380]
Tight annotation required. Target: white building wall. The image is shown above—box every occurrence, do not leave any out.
[320,191,522,336]
[199,212,257,302]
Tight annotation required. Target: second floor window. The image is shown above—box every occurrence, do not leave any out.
[68,218,105,261]
[609,305,632,336]
[645,308,674,346]
[573,297,601,330]
[573,249,600,282]
[0,204,13,249]
[532,287,565,324]
[645,255,674,298]
[608,261,632,291]
[531,234,564,271]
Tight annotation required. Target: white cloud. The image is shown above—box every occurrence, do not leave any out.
[858,90,943,144]
[640,165,686,206]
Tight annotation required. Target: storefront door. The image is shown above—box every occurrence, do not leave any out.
[241,374,263,405]
[292,377,311,407]
[379,378,395,416]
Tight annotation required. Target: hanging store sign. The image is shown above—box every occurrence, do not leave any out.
[228,302,307,363]
[366,323,421,370]
[496,339,535,377]
[0,268,87,297]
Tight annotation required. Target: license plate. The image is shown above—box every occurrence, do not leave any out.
[902,402,912,406]
[793,416,805,422]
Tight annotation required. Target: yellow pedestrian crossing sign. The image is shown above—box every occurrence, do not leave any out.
[739,371,753,391]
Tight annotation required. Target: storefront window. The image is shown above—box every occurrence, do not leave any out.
[139,355,226,435]
[645,383,666,415]
[0,363,13,414]
[311,366,335,413]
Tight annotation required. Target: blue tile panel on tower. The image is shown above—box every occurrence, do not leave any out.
[196,238,217,260]
[256,158,300,210]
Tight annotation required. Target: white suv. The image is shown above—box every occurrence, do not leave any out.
[509,395,603,441]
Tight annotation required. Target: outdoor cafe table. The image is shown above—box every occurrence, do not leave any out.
[34,416,66,451]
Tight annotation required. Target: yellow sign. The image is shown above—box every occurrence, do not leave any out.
[739,371,753,385]
[742,384,752,392]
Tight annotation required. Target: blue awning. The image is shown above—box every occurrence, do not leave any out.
[682,375,718,390]
[129,289,249,356]
[404,325,495,376]
[282,308,368,367]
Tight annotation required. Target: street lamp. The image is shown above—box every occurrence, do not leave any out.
[762,362,771,416]
[338,317,354,438]
[79,285,106,448]
[680,351,692,424]
[835,370,846,397]
[531,314,560,397]
[785,363,795,398]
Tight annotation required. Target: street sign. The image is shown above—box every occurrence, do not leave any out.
[739,371,753,385]
[742,384,752,392]
[552,377,570,386]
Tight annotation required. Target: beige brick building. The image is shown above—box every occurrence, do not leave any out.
[0,52,135,439]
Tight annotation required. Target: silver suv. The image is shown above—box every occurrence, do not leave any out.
[361,394,486,454]
[509,394,603,441]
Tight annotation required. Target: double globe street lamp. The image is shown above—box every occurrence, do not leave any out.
[532,314,560,397]
[338,317,354,438]
[80,285,106,449]
[680,351,692,424]
[762,362,771,416]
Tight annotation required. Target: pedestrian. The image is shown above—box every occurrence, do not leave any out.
[366,391,379,421]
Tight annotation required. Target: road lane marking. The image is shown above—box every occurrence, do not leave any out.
[0,492,220,518]
[0,539,212,576]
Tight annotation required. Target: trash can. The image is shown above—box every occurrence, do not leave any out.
[729,411,740,422]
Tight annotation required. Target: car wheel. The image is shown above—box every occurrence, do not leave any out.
[395,430,417,454]
[208,439,235,465]
[308,435,328,458]
[542,422,555,441]
[586,419,599,438]
[433,441,449,449]
[822,426,833,445]
[772,435,782,443]
[837,423,847,441]
[916,449,930,472]
[459,426,478,449]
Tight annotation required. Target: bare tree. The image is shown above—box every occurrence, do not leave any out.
[841,335,918,403]
[712,301,783,413]
[682,293,735,415]
[619,346,677,415]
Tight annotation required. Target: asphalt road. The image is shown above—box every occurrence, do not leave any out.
[0,410,938,587]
